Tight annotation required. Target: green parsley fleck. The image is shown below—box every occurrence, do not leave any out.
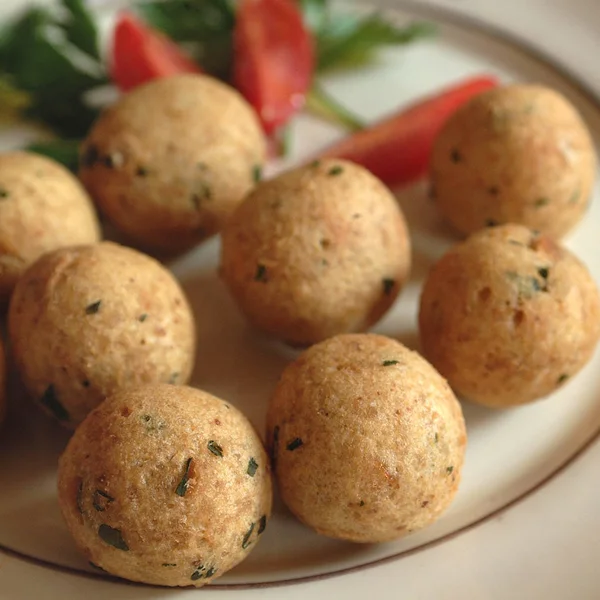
[557,374,569,385]
[435,432,439,444]
[252,164,263,183]
[328,165,344,176]
[569,188,581,204]
[257,515,267,535]
[93,490,114,512]
[136,166,149,177]
[162,563,177,567]
[85,300,102,315]
[242,522,255,549]
[40,385,69,421]
[382,360,399,366]
[168,372,180,385]
[286,437,303,451]
[446,466,454,475]
[98,524,129,551]
[537,267,549,280]
[191,566,206,580]
[175,458,194,497]
[254,264,268,282]
[138,313,148,322]
[0,187,9,199]
[247,457,259,477]
[205,566,218,578]
[382,278,395,295]
[535,197,549,208]
[359,500,365,507]
[207,440,223,457]
[310,160,321,168]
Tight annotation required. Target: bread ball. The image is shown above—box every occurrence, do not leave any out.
[0,151,101,301]
[419,224,600,407]
[0,337,6,427]
[79,74,266,252]
[220,159,411,346]
[58,384,272,587]
[266,334,466,543]
[431,85,596,238]
[8,242,195,428]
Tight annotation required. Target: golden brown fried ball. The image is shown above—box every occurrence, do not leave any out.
[8,242,195,427]
[431,85,596,238]
[79,74,266,252]
[266,334,466,543]
[419,224,600,407]
[220,159,411,346]
[58,384,272,587]
[0,151,101,301]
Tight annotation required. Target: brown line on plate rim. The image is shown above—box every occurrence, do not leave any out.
[1,0,600,591]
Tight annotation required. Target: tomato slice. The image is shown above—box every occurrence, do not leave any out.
[111,12,202,92]
[233,0,314,135]
[320,75,499,187]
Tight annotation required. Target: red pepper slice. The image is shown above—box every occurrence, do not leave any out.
[320,75,499,187]
[233,0,314,135]
[111,12,202,93]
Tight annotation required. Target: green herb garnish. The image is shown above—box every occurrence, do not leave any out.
[247,457,259,477]
[252,165,263,183]
[207,440,223,457]
[40,384,69,421]
[0,187,8,199]
[205,566,218,578]
[162,563,177,567]
[138,313,148,322]
[446,466,454,475]
[168,372,180,385]
[28,139,81,172]
[242,522,255,549]
[306,84,365,132]
[85,300,101,315]
[328,165,344,176]
[382,360,399,366]
[254,264,268,283]
[257,515,267,535]
[286,437,304,451]
[557,374,569,385]
[136,166,149,177]
[382,278,395,295]
[175,458,194,497]
[434,432,439,444]
[191,565,206,581]
[535,197,549,208]
[93,490,114,512]
[98,524,129,551]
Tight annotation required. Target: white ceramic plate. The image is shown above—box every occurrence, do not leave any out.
[1,0,599,598]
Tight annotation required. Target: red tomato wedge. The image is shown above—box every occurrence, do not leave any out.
[320,75,499,187]
[111,12,202,92]
[234,0,314,135]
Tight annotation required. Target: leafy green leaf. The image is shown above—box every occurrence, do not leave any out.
[0,5,105,138]
[306,84,365,132]
[298,0,327,33]
[138,0,235,79]
[27,139,81,172]
[60,0,101,60]
[316,16,435,72]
